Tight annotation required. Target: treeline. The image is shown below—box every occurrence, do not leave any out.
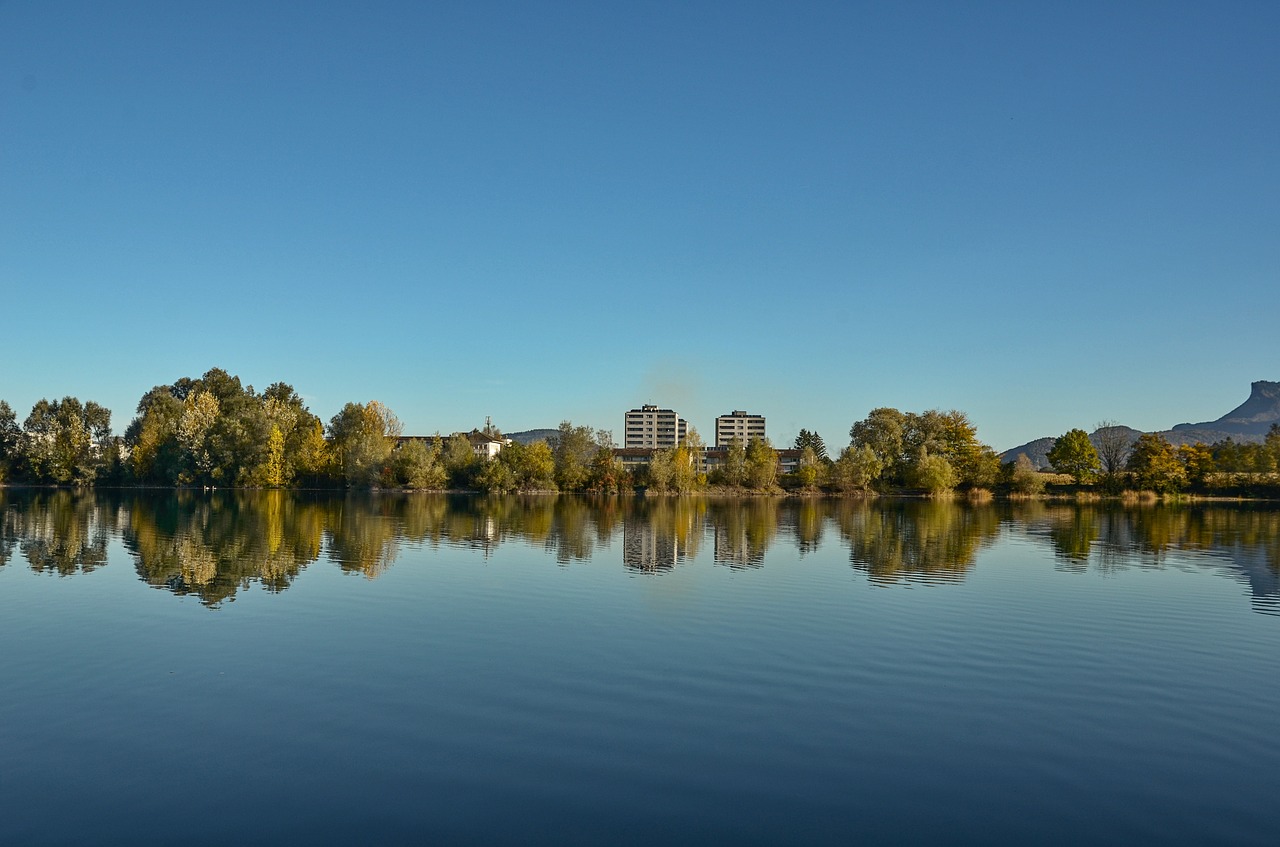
[0,368,663,492]
[0,366,861,494]
[5,367,1277,497]
[1033,426,1280,496]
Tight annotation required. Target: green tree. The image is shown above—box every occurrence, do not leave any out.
[126,386,185,483]
[21,397,111,484]
[1048,428,1102,484]
[293,418,331,485]
[393,438,447,489]
[849,408,907,483]
[745,437,778,490]
[644,448,678,493]
[1126,433,1186,493]
[848,407,995,491]
[588,430,627,492]
[965,446,1002,489]
[1262,425,1280,473]
[910,450,957,495]
[262,425,287,487]
[197,368,271,485]
[328,401,402,486]
[442,434,479,488]
[831,445,883,492]
[476,454,518,492]
[1177,442,1215,488]
[719,437,747,487]
[0,400,22,482]
[794,445,824,490]
[681,427,706,476]
[177,389,220,484]
[498,440,555,490]
[553,421,596,491]
[260,382,323,486]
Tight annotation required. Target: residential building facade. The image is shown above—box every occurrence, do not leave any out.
[624,405,688,449]
[714,410,766,447]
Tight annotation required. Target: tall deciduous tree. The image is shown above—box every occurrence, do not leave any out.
[645,447,677,493]
[720,437,747,487]
[328,401,402,486]
[0,400,21,481]
[831,445,883,492]
[1048,429,1101,484]
[21,397,111,484]
[745,437,778,490]
[1177,443,1215,488]
[442,434,478,488]
[850,408,906,482]
[552,421,596,491]
[911,450,957,495]
[1126,433,1186,493]
[1093,421,1134,476]
[126,386,184,483]
[392,438,447,489]
[795,445,823,489]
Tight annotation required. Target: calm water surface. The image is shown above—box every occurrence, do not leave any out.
[2,491,1278,845]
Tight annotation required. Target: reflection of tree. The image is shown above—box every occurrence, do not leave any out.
[547,496,595,564]
[16,491,114,576]
[835,500,1000,585]
[123,491,323,605]
[0,493,17,569]
[323,494,402,579]
[1016,503,1280,613]
[708,499,777,569]
[785,499,826,555]
[1040,505,1100,570]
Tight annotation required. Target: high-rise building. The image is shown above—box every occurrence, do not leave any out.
[715,410,766,447]
[624,405,688,449]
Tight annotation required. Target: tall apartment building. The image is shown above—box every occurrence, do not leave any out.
[715,410,766,447]
[624,405,688,449]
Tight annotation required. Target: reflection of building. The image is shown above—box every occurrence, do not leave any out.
[624,405,688,449]
[713,523,765,569]
[715,411,765,447]
[622,519,681,572]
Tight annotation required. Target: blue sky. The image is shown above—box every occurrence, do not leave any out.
[2,0,1277,452]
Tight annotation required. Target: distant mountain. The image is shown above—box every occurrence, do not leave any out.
[1001,428,1142,470]
[1001,380,1279,468]
[506,428,559,445]
[1000,437,1056,469]
[1167,380,1280,444]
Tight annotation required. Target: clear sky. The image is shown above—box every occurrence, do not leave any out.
[2,0,1277,452]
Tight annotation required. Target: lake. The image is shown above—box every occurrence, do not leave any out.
[2,490,1278,845]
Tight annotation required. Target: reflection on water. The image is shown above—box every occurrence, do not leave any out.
[1021,503,1280,615]
[833,500,1002,585]
[1,490,118,576]
[2,490,1278,612]
[123,490,323,604]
